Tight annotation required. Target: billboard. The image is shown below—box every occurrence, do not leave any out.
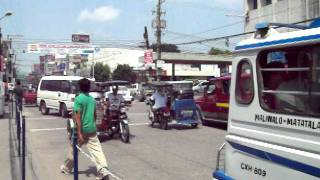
[72,34,90,43]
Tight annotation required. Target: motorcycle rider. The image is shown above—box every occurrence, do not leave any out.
[105,86,125,126]
[150,87,168,117]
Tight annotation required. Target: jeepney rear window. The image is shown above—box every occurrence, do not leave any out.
[258,45,320,117]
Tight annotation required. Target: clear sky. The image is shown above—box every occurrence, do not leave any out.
[0,0,244,74]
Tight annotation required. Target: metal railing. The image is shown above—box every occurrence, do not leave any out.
[215,142,226,171]
[10,98,26,180]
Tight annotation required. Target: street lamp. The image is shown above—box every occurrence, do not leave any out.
[0,11,13,21]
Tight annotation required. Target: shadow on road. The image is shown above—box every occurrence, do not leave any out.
[98,133,136,143]
[203,122,227,131]
[78,166,97,177]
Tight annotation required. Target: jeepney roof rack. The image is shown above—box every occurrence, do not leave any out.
[255,18,320,38]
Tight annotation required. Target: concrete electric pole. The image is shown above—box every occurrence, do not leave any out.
[153,0,166,81]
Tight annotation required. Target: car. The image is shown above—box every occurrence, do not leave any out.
[23,89,37,104]
[195,75,231,124]
[192,80,208,94]
[127,83,139,97]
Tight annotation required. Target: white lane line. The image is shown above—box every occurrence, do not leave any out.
[26,117,63,120]
[127,113,146,115]
[30,127,66,132]
[129,122,150,126]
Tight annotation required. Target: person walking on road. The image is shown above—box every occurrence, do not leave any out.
[60,78,109,180]
[13,80,23,111]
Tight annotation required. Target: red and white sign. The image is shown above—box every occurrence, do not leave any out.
[0,55,4,71]
[144,49,153,64]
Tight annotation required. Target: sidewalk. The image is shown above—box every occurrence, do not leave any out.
[0,104,18,180]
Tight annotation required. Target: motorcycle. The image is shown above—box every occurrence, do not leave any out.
[147,82,172,130]
[104,103,130,143]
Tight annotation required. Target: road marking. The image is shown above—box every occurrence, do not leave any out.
[26,117,63,120]
[129,122,150,126]
[30,127,66,132]
[127,113,146,115]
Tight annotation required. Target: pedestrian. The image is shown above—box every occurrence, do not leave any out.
[60,78,109,180]
[13,80,23,111]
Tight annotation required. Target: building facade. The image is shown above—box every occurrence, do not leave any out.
[245,0,320,32]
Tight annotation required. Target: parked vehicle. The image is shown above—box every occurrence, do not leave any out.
[95,81,130,143]
[213,21,320,180]
[37,76,94,117]
[23,89,37,104]
[192,80,208,94]
[195,75,231,124]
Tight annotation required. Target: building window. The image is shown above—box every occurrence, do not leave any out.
[309,0,320,18]
[236,60,254,104]
[261,0,272,6]
[191,64,201,70]
[248,0,258,10]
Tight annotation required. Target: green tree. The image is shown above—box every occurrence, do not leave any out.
[112,64,137,83]
[150,43,181,53]
[208,47,232,55]
[92,62,111,82]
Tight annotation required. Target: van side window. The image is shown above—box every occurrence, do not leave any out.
[61,81,71,93]
[258,45,320,117]
[40,80,48,90]
[47,80,60,91]
[236,60,254,104]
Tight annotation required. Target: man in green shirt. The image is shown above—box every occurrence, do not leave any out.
[61,78,109,180]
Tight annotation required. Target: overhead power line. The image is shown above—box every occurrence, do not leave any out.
[175,17,320,46]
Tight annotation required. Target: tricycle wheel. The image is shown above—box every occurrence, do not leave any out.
[120,122,130,143]
[160,118,168,130]
[191,124,198,128]
[150,121,155,128]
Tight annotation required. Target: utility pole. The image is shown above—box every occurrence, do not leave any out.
[153,0,166,81]
[0,28,2,57]
[143,26,150,49]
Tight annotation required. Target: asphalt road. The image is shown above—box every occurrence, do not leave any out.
[23,101,227,180]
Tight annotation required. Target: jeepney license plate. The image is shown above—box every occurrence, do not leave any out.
[181,110,193,117]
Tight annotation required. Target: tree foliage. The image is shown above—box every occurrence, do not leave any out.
[92,62,111,82]
[151,43,181,53]
[112,64,137,83]
[208,47,232,55]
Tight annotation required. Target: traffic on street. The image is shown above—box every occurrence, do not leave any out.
[24,101,226,180]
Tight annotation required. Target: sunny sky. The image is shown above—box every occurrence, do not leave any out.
[0,0,244,73]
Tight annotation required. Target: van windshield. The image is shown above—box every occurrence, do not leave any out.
[258,45,320,117]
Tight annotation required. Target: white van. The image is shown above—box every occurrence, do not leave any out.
[37,76,86,117]
[213,21,320,180]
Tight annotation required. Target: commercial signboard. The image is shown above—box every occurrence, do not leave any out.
[27,43,95,54]
[72,34,90,43]
[144,49,153,64]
